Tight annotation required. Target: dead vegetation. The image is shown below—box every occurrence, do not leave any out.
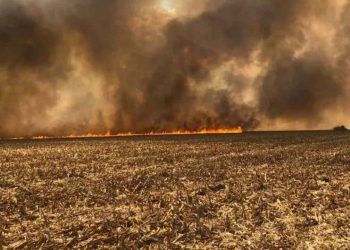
[1,132,350,249]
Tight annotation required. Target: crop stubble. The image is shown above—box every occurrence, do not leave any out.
[1,132,350,248]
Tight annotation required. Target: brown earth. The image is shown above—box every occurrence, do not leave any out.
[1,132,350,249]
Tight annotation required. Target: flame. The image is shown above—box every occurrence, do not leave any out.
[8,127,243,140]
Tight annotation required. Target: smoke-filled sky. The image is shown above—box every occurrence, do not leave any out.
[0,0,349,138]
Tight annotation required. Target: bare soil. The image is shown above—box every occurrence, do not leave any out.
[1,132,350,249]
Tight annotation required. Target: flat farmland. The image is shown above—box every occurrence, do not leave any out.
[1,132,350,249]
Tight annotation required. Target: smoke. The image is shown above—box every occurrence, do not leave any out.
[0,0,349,138]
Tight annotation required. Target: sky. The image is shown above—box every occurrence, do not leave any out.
[0,0,349,138]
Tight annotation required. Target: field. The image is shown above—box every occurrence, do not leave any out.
[1,131,350,249]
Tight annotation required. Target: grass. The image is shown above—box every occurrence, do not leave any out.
[1,132,350,249]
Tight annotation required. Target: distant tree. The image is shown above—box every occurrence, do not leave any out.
[333,125,349,132]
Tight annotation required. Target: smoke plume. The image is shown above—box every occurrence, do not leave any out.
[0,0,349,138]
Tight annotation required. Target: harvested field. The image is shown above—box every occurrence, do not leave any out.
[1,132,350,249]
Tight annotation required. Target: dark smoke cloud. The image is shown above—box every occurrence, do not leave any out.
[0,0,349,138]
[0,0,67,137]
[338,1,350,75]
[257,0,348,127]
[259,51,342,122]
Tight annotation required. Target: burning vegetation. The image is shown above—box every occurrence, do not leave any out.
[0,0,350,138]
[9,128,243,141]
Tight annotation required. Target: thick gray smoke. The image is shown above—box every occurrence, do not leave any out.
[0,0,349,138]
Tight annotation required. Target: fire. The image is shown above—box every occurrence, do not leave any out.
[9,127,243,140]
[118,127,243,136]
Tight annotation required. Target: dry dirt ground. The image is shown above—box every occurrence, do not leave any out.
[1,132,350,249]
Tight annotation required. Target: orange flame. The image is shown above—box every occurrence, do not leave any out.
[7,127,243,140]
